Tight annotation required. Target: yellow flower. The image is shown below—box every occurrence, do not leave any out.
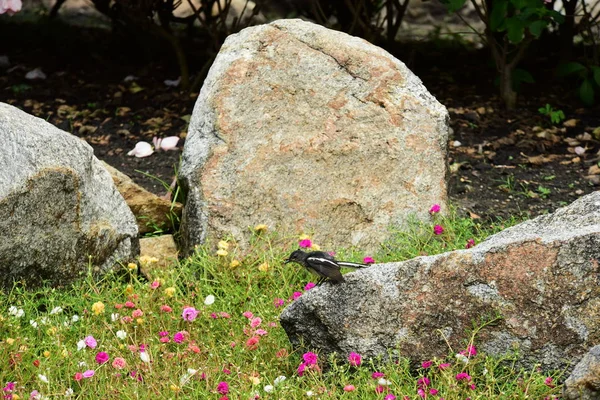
[164,287,176,297]
[311,243,321,251]
[127,262,138,271]
[46,327,57,336]
[249,376,261,385]
[139,255,159,266]
[136,318,144,325]
[6,338,15,345]
[61,348,69,358]
[12,395,20,400]
[229,259,241,269]
[19,345,28,351]
[216,249,228,257]
[218,240,230,250]
[258,262,269,272]
[125,284,134,295]
[170,384,181,392]
[254,224,268,233]
[92,301,105,315]
[43,350,51,358]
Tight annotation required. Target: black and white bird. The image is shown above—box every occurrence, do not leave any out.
[284,249,368,284]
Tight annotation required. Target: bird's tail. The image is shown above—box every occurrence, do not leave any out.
[338,261,368,269]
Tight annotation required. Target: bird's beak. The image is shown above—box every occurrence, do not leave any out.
[283,258,291,264]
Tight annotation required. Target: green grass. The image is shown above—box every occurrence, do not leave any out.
[0,208,561,399]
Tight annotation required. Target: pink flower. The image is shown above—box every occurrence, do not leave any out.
[343,385,356,392]
[292,292,302,300]
[125,301,135,308]
[372,372,385,379]
[182,306,199,322]
[438,363,451,370]
[242,311,254,319]
[223,368,231,375]
[0,0,22,15]
[417,376,430,388]
[219,312,231,318]
[303,352,318,365]
[429,204,441,214]
[421,360,433,369]
[273,298,285,308]
[132,309,143,318]
[465,345,477,356]
[299,239,312,248]
[455,372,471,381]
[384,395,397,400]
[112,357,126,369]
[297,362,306,376]
[74,372,83,381]
[348,352,362,367]
[84,335,97,348]
[160,305,172,312]
[114,303,123,309]
[250,317,262,328]
[304,282,316,291]
[430,388,439,395]
[95,351,109,364]
[82,370,95,378]
[433,225,444,235]
[159,336,170,343]
[465,238,476,249]
[544,377,555,388]
[121,316,133,323]
[375,385,385,394]
[159,331,169,337]
[245,336,259,350]
[255,329,268,336]
[418,388,426,398]
[173,331,185,343]
[469,383,476,390]
[150,280,160,289]
[216,381,229,395]
[363,256,375,264]
[210,312,218,319]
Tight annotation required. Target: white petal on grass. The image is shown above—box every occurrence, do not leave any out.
[456,353,469,364]
[378,378,392,386]
[77,340,86,351]
[25,68,47,80]
[38,374,49,383]
[49,306,63,315]
[30,320,38,328]
[140,351,151,363]
[164,77,181,87]
[111,313,120,322]
[274,376,286,386]
[116,330,127,340]
[575,146,586,156]
[160,136,179,151]
[264,385,274,393]
[71,315,80,323]
[65,388,74,396]
[127,141,154,158]
[306,391,315,397]
[180,369,197,386]
[204,295,215,306]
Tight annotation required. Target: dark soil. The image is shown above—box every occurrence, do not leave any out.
[2,19,599,222]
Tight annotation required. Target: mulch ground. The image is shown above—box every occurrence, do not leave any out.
[2,19,599,223]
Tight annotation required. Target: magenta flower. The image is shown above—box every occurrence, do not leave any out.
[429,388,439,395]
[82,370,95,378]
[421,360,433,369]
[433,225,444,235]
[181,306,199,322]
[418,388,426,399]
[292,291,302,301]
[273,298,285,308]
[348,352,362,367]
[462,344,477,356]
[95,352,109,364]
[417,376,430,388]
[344,384,356,392]
[455,372,471,381]
[438,362,451,370]
[303,352,318,365]
[465,238,475,249]
[83,335,97,349]
[304,282,316,291]
[544,377,554,387]
[299,239,312,248]
[372,372,385,379]
[375,385,385,394]
[429,204,441,214]
[384,395,397,400]
[297,362,307,376]
[363,256,375,264]
[173,331,185,343]
[150,280,160,289]
[159,331,169,337]
[216,381,229,395]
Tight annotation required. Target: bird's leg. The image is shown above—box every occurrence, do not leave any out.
[316,277,327,286]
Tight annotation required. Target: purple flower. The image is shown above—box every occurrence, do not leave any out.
[95,352,109,364]
[303,352,318,365]
[216,381,229,395]
[348,352,362,367]
[83,335,97,348]
[299,239,312,248]
[465,238,475,249]
[433,225,444,235]
[363,256,375,264]
[181,306,199,322]
[429,204,441,214]
[82,370,95,378]
[173,331,185,343]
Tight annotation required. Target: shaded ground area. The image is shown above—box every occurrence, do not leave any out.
[1,20,599,221]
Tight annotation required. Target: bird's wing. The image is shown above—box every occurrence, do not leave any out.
[305,255,344,282]
[337,261,368,269]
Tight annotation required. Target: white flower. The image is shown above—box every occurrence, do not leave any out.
[456,353,469,364]
[140,351,151,363]
[378,378,392,386]
[116,330,127,340]
[180,369,197,386]
[38,374,49,383]
[71,315,80,323]
[40,317,49,325]
[9,306,24,318]
[76,340,86,351]
[78,361,87,367]
[306,391,315,397]
[274,375,286,386]
[65,388,74,397]
[127,141,154,158]
[30,320,38,328]
[50,306,63,315]
[264,385,274,393]
[204,295,215,306]
[111,313,120,322]
[482,367,488,376]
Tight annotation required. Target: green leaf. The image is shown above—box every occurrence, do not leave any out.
[513,68,535,84]
[506,18,525,43]
[442,0,467,12]
[591,66,600,87]
[580,79,595,106]
[490,0,508,31]
[549,9,565,23]
[556,62,587,77]
[528,20,547,37]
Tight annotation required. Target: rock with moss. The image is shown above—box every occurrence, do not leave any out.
[0,103,139,289]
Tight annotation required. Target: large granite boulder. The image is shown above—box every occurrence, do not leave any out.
[0,103,139,288]
[563,345,600,399]
[280,191,600,372]
[179,19,449,253]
